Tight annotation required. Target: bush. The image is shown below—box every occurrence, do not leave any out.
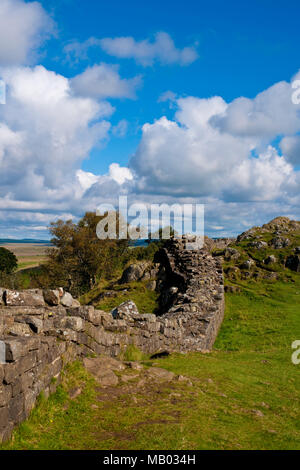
[0,247,18,274]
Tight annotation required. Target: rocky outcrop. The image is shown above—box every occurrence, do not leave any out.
[119,261,159,284]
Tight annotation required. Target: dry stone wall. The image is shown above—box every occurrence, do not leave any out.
[0,238,224,442]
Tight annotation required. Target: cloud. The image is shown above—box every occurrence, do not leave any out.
[67,32,198,67]
[158,91,177,103]
[0,65,111,209]
[63,37,102,64]
[129,86,297,204]
[71,63,142,99]
[112,119,128,137]
[211,78,300,140]
[108,163,133,184]
[0,0,55,66]
[280,135,300,165]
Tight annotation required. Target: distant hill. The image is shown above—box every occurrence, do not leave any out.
[0,239,51,245]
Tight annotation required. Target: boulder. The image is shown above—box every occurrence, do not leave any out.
[4,289,45,307]
[249,241,268,249]
[145,367,175,382]
[270,237,290,249]
[146,280,156,291]
[224,248,241,261]
[264,255,277,265]
[240,259,255,270]
[285,255,300,272]
[43,289,60,306]
[120,261,157,284]
[83,357,119,387]
[60,292,73,307]
[111,300,139,319]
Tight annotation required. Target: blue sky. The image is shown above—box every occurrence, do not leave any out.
[41,0,300,174]
[0,0,300,238]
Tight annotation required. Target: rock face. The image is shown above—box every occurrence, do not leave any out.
[120,261,158,284]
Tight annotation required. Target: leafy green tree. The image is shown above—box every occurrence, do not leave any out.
[0,247,18,274]
[45,212,129,296]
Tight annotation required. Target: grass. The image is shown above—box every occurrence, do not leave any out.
[17,257,47,271]
[1,278,300,450]
[81,280,159,314]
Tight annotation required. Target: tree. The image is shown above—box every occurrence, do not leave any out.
[45,212,129,296]
[0,247,18,274]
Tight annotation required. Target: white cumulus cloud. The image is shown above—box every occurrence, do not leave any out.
[71,63,142,99]
[0,0,55,66]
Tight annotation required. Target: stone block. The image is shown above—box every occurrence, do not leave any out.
[0,421,13,443]
[8,393,25,424]
[60,292,73,307]
[65,316,84,331]
[0,385,11,407]
[0,406,9,430]
[43,289,60,306]
[4,289,45,307]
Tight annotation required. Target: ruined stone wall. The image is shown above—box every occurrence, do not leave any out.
[0,238,224,442]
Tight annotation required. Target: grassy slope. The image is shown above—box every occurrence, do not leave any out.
[80,280,160,314]
[1,277,299,450]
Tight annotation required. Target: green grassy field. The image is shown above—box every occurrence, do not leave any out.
[1,278,299,450]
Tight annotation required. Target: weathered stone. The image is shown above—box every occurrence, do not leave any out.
[0,342,5,365]
[249,241,268,249]
[5,338,29,362]
[124,361,144,370]
[43,289,60,306]
[8,393,24,424]
[24,389,37,417]
[23,316,44,334]
[65,316,84,331]
[0,421,13,443]
[146,280,156,290]
[0,288,5,305]
[4,289,45,307]
[145,367,175,382]
[111,300,139,319]
[0,406,9,430]
[240,259,255,270]
[60,292,74,307]
[120,262,153,284]
[270,237,290,249]
[83,357,119,387]
[0,385,11,407]
[5,323,32,337]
